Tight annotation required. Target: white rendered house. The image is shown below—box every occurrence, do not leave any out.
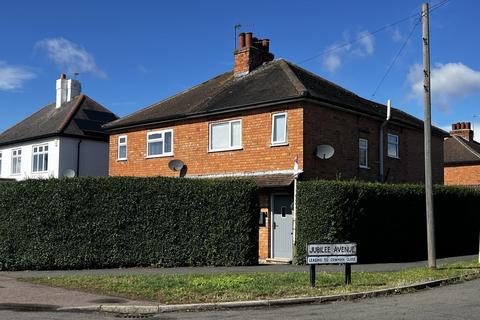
[0,74,118,181]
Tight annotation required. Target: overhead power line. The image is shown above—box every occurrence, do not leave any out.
[371,18,421,98]
[296,0,451,66]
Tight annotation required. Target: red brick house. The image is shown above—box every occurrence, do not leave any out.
[104,32,446,263]
[444,122,480,185]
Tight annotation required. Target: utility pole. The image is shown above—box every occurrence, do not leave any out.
[422,2,436,269]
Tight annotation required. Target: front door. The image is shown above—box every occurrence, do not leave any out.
[272,194,293,260]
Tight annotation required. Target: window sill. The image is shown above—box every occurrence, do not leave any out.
[117,158,127,162]
[387,155,400,160]
[359,166,370,170]
[208,147,243,153]
[146,154,174,159]
[32,171,48,174]
[270,142,289,147]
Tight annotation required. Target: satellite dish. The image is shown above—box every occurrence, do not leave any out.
[316,145,335,160]
[62,169,76,178]
[168,159,184,172]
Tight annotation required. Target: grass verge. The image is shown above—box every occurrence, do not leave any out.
[20,259,480,304]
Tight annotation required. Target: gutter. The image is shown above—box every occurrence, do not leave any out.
[379,100,391,183]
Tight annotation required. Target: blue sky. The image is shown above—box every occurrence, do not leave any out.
[1,0,479,137]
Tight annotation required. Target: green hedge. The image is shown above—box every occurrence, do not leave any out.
[296,180,480,263]
[0,177,259,270]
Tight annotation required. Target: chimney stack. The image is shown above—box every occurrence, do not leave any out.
[234,32,274,76]
[450,122,474,141]
[56,73,81,108]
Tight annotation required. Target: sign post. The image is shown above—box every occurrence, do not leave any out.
[306,243,357,287]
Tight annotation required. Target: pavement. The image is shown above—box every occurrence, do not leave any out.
[0,254,476,316]
[2,254,476,278]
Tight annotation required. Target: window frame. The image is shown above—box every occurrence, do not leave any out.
[387,133,400,159]
[146,129,174,158]
[32,144,49,173]
[11,148,22,175]
[117,135,128,161]
[271,112,288,146]
[358,138,369,169]
[208,119,243,152]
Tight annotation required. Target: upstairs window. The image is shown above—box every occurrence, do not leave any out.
[272,113,287,145]
[32,145,48,173]
[11,148,22,175]
[359,138,368,168]
[209,120,242,152]
[118,135,127,160]
[388,134,399,158]
[147,130,173,157]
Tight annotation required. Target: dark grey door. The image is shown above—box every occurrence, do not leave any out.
[272,194,293,260]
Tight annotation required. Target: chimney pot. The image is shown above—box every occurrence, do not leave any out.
[467,122,471,129]
[238,32,245,48]
[262,39,270,52]
[245,32,253,47]
[60,73,66,80]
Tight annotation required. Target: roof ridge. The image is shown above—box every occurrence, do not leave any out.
[105,71,232,128]
[277,59,308,95]
[58,94,86,134]
[453,136,480,159]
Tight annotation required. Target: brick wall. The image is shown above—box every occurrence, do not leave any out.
[445,164,480,185]
[109,105,304,177]
[302,101,444,184]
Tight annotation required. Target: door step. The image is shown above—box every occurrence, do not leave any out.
[265,258,292,264]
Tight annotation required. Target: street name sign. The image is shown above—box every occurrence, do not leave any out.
[306,242,357,287]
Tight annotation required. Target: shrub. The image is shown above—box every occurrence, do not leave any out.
[0,177,259,270]
[296,180,480,263]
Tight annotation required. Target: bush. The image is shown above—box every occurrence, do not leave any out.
[0,177,259,270]
[296,180,480,263]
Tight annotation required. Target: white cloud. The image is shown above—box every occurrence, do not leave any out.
[321,30,375,73]
[36,37,106,78]
[407,62,480,111]
[357,31,375,56]
[391,27,404,42]
[0,61,35,91]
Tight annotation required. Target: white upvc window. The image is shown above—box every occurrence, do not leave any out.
[209,119,242,152]
[118,135,127,160]
[147,130,173,158]
[387,134,399,158]
[11,148,22,175]
[359,138,369,168]
[32,144,48,173]
[271,113,288,145]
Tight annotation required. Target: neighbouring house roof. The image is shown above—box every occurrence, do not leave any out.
[104,59,447,136]
[444,135,480,166]
[0,95,118,147]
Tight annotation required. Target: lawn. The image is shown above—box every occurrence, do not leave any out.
[21,259,480,304]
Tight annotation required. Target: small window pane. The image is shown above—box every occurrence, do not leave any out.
[359,139,368,167]
[231,121,241,147]
[273,114,286,143]
[148,141,163,156]
[119,137,126,143]
[149,133,162,140]
[119,145,127,159]
[211,123,230,150]
[164,131,172,153]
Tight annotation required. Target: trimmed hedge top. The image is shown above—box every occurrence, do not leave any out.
[296,180,480,263]
[0,177,259,270]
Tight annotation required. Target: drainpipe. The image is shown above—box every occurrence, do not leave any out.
[76,139,83,177]
[379,100,391,183]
